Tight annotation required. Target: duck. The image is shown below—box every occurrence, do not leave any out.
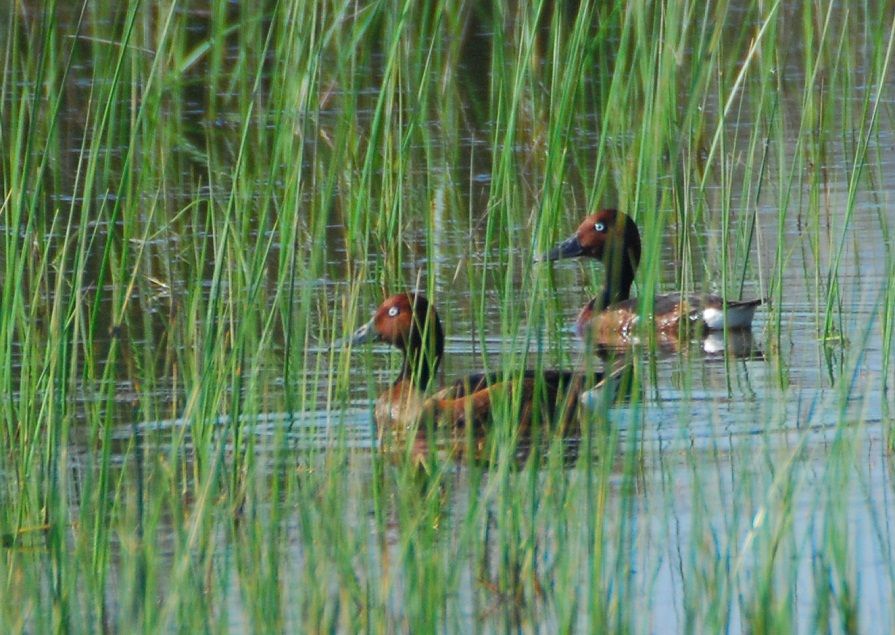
[539,209,763,344]
[349,292,618,446]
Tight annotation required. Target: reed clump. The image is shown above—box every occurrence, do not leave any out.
[0,1,893,631]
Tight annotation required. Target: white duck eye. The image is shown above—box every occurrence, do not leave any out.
[387,306,400,317]
[594,222,606,232]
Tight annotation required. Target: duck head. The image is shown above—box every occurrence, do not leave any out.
[351,292,445,387]
[540,209,641,264]
[540,209,642,308]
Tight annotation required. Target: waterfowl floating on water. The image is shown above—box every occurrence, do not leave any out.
[540,209,763,345]
[349,292,620,446]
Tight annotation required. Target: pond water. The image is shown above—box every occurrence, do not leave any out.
[7,1,895,631]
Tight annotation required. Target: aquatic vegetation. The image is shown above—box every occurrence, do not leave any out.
[0,0,893,631]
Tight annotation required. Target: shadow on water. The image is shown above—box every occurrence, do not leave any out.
[5,1,895,631]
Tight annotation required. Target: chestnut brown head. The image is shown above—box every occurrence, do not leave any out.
[539,209,642,269]
[350,292,445,385]
[351,294,415,348]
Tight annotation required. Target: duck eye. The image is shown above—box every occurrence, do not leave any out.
[594,222,606,233]
[387,306,400,317]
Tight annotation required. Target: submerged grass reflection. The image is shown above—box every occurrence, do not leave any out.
[1,0,894,632]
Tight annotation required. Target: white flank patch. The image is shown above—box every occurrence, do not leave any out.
[702,307,725,330]
[702,305,755,330]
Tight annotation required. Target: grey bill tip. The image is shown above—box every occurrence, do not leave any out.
[537,235,584,262]
[349,318,376,345]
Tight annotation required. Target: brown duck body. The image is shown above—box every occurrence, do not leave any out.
[431,369,584,437]
[575,293,763,342]
[351,293,594,444]
[542,209,763,345]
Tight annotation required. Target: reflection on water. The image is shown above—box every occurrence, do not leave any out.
[6,1,895,631]
[588,325,763,358]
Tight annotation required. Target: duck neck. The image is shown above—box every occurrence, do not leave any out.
[396,318,444,391]
[599,247,637,310]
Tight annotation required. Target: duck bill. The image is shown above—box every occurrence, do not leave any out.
[349,316,378,345]
[539,235,584,262]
